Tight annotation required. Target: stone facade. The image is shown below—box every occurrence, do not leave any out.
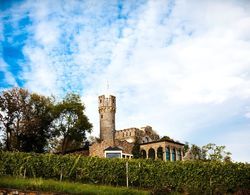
[140,140,184,161]
[89,139,134,158]
[115,126,160,143]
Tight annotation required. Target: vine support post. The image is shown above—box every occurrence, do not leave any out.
[139,162,141,188]
[60,168,63,182]
[24,168,26,179]
[210,177,212,195]
[126,161,129,188]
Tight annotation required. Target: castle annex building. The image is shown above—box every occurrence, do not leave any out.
[89,94,185,161]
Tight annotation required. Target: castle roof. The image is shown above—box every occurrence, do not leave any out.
[139,139,185,146]
[104,146,123,151]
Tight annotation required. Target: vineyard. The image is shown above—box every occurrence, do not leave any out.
[0,151,249,194]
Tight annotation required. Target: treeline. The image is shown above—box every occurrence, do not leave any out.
[0,151,249,194]
[0,88,92,153]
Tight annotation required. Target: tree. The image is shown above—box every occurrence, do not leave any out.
[18,93,54,152]
[51,93,92,154]
[183,143,232,162]
[183,141,189,154]
[0,88,54,152]
[201,143,231,161]
[160,136,174,141]
[0,88,29,151]
[132,137,141,159]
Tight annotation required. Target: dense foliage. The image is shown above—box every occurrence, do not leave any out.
[0,151,249,194]
[51,93,92,154]
[183,143,232,162]
[0,88,54,152]
[0,88,92,153]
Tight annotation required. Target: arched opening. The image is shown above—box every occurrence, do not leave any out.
[141,149,147,159]
[177,149,182,160]
[166,147,170,161]
[172,148,176,161]
[157,147,163,160]
[148,148,155,160]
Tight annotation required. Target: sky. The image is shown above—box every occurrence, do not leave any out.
[0,0,250,162]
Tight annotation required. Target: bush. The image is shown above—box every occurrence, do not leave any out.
[0,151,249,194]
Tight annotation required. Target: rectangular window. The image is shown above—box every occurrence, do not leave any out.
[106,153,121,158]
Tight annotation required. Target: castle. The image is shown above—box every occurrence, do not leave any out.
[89,94,185,161]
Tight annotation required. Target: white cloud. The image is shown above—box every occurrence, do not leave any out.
[0,59,17,88]
[22,47,58,95]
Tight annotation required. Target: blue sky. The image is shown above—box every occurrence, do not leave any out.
[1,0,250,162]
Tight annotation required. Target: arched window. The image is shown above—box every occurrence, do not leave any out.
[157,147,163,160]
[176,149,180,160]
[178,149,182,160]
[166,147,170,161]
[172,148,176,161]
[141,150,147,159]
[148,148,155,160]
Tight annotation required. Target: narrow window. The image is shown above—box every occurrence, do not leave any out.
[166,147,170,161]
[172,148,176,161]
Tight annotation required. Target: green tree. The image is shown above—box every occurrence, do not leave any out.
[132,137,141,158]
[183,141,189,155]
[0,88,29,151]
[202,143,231,161]
[51,93,92,154]
[184,143,232,162]
[191,144,203,160]
[0,88,54,152]
[18,93,54,152]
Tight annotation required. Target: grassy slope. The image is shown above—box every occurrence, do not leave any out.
[0,176,149,195]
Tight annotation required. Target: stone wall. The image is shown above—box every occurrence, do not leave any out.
[115,128,137,143]
[89,139,134,158]
[115,126,160,144]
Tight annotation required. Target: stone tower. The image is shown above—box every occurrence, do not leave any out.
[98,95,116,143]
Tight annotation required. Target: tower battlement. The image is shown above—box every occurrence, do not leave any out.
[98,95,116,112]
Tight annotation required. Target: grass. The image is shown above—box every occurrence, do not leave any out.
[0,176,149,195]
